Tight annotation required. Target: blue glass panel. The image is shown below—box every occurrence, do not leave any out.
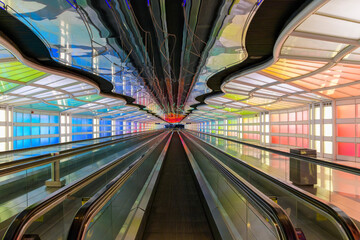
[50,137,59,144]
[14,140,23,150]
[24,139,31,147]
[40,126,49,135]
[40,115,49,123]
[16,126,23,137]
[50,115,59,123]
[50,126,59,134]
[40,138,49,145]
[32,126,40,135]
[24,126,31,136]
[32,138,40,147]
[32,114,40,123]
[15,112,23,123]
[23,113,31,123]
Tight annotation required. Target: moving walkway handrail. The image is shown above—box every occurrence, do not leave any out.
[2,131,169,240]
[0,130,158,156]
[179,132,298,240]
[186,130,360,176]
[184,131,360,240]
[0,131,159,176]
[66,132,172,240]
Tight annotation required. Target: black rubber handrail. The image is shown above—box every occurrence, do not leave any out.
[179,132,298,240]
[2,131,169,240]
[0,130,158,156]
[184,131,360,240]
[187,130,360,176]
[66,132,172,240]
[0,130,156,176]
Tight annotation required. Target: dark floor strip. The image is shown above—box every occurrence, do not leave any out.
[142,132,214,240]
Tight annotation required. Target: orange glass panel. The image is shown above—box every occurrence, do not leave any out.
[280,137,288,145]
[337,105,355,119]
[243,133,249,139]
[297,111,302,121]
[357,144,360,158]
[271,125,279,133]
[357,104,360,118]
[337,124,355,138]
[271,114,279,122]
[280,125,288,133]
[297,125,303,134]
[280,113,288,122]
[289,137,296,146]
[337,142,355,156]
[271,136,279,144]
[289,112,296,121]
[289,125,296,134]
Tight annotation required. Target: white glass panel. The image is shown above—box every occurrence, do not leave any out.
[324,124,332,137]
[296,15,360,40]
[324,141,333,154]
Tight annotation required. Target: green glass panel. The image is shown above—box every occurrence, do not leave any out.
[48,99,85,107]
[224,94,248,101]
[0,61,45,82]
[0,81,19,92]
[76,94,103,102]
[20,103,70,111]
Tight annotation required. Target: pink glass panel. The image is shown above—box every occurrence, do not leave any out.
[357,104,360,118]
[337,105,355,119]
[297,137,303,147]
[303,138,309,148]
[280,113,288,122]
[271,125,279,133]
[271,114,279,122]
[297,111,303,121]
[303,125,309,135]
[357,144,360,157]
[244,126,248,131]
[337,142,355,156]
[289,125,296,134]
[303,110,308,121]
[357,124,360,138]
[289,112,296,121]
[289,137,296,146]
[280,125,288,133]
[337,124,355,138]
[297,125,303,134]
[280,137,288,145]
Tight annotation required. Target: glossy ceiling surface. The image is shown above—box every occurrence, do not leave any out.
[0,0,359,123]
[185,0,360,123]
[0,44,160,122]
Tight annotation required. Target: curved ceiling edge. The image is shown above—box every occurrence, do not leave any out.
[0,9,162,120]
[185,0,316,118]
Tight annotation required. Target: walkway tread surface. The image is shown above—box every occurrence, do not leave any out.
[142,132,214,240]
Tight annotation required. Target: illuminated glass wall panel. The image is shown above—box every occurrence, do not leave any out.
[71,117,93,141]
[13,110,60,149]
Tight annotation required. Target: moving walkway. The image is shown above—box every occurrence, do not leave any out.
[3,130,360,239]
[0,130,162,238]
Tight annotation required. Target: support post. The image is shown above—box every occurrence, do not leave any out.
[45,159,65,188]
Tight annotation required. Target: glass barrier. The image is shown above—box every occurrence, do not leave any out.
[188,132,350,240]
[183,135,281,240]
